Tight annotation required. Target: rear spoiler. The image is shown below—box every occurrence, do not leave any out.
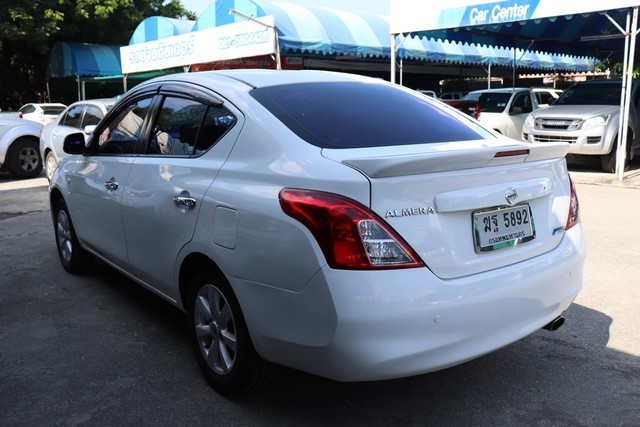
[324,142,569,178]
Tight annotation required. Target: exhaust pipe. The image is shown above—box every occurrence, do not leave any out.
[543,315,565,331]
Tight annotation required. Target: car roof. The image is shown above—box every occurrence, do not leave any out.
[468,88,530,94]
[67,98,117,108]
[142,69,384,91]
[21,103,67,108]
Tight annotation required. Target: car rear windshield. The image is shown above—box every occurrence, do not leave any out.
[43,106,66,115]
[555,83,622,106]
[251,82,491,148]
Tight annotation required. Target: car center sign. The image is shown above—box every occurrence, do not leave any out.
[120,16,276,74]
[390,0,640,33]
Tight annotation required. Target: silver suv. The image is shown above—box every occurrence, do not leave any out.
[522,80,640,172]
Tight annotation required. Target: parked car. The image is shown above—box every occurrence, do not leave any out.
[532,87,563,107]
[523,79,640,173]
[49,70,584,396]
[417,89,437,98]
[438,91,466,100]
[17,103,67,125]
[40,98,117,180]
[0,117,43,179]
[464,88,539,140]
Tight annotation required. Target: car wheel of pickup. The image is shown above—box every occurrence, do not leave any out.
[7,137,43,179]
[187,269,269,396]
[601,136,631,173]
[53,198,93,273]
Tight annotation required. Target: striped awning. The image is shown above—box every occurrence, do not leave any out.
[189,0,594,71]
[193,0,390,58]
[46,42,122,78]
[129,17,195,45]
[398,35,597,71]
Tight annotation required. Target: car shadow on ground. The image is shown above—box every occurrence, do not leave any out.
[80,261,639,426]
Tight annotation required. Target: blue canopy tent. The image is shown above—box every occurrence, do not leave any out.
[47,42,122,79]
[46,41,183,101]
[46,42,122,101]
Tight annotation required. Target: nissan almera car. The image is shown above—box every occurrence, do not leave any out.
[49,69,585,395]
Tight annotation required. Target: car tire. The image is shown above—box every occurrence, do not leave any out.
[601,137,631,173]
[7,137,43,179]
[45,151,58,181]
[187,268,270,396]
[53,198,93,274]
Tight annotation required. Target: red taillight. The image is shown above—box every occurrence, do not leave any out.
[474,104,481,120]
[18,113,23,119]
[565,175,579,230]
[279,189,424,270]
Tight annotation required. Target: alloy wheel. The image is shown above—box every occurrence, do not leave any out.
[193,284,237,376]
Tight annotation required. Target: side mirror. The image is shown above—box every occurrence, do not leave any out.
[63,132,86,154]
[510,106,524,115]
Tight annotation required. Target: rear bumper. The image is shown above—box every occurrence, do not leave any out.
[234,224,585,382]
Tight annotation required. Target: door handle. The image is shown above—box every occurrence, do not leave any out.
[104,177,119,191]
[173,191,197,210]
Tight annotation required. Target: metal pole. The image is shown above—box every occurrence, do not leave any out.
[512,48,516,87]
[616,8,637,181]
[229,8,280,70]
[391,34,397,84]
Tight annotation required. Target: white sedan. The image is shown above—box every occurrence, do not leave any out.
[40,98,117,180]
[17,103,67,125]
[49,70,585,396]
[0,117,43,179]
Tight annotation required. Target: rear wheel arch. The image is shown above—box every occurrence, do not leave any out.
[179,253,226,311]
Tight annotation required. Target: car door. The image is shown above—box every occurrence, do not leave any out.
[121,87,242,297]
[506,91,534,139]
[67,97,153,270]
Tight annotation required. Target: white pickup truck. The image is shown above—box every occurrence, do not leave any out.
[522,79,640,173]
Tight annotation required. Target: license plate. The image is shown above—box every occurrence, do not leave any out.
[473,204,535,253]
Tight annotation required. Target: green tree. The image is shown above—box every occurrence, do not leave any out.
[0,0,195,109]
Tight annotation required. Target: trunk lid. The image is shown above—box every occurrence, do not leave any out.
[323,139,572,279]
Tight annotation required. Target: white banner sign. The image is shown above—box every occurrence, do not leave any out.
[120,16,276,74]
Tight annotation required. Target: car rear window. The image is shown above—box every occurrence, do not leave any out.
[251,82,491,149]
[477,93,512,112]
[43,106,66,115]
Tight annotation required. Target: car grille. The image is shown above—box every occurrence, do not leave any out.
[532,135,578,144]
[535,118,581,130]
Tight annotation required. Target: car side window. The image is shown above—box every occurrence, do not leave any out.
[195,105,237,154]
[146,96,236,156]
[82,105,104,127]
[63,105,84,129]
[98,98,152,154]
[511,92,532,114]
[536,92,553,105]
